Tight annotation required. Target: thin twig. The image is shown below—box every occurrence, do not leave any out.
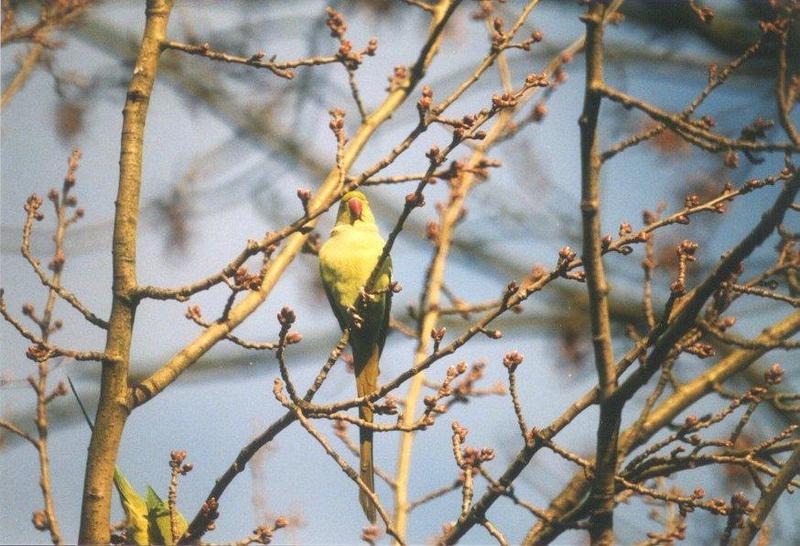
[128,0,462,414]
[0,419,38,446]
[19,195,108,329]
[274,381,406,546]
[601,35,767,162]
[1,43,45,108]
[599,83,799,155]
[346,67,368,121]
[731,444,800,546]
[180,331,349,542]
[406,480,461,512]
[161,40,340,79]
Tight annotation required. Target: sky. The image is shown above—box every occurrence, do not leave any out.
[2,1,798,544]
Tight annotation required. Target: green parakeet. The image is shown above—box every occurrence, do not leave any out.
[111,468,151,545]
[68,379,188,545]
[145,486,188,546]
[318,191,392,523]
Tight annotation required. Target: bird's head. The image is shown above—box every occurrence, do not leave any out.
[335,191,376,226]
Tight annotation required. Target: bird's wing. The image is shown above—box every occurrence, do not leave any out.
[113,469,150,546]
[321,271,348,331]
[319,248,349,331]
[378,254,392,355]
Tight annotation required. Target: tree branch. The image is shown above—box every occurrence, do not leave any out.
[126,0,462,411]
[577,3,619,544]
[78,2,175,543]
[731,443,800,546]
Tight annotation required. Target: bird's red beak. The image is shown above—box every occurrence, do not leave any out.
[348,198,363,221]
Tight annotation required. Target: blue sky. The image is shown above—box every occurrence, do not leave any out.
[2,1,798,544]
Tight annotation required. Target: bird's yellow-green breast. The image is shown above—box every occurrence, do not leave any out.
[319,192,390,313]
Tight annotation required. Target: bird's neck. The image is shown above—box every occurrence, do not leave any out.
[330,222,378,236]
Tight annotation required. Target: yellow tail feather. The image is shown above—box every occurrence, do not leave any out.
[355,344,380,523]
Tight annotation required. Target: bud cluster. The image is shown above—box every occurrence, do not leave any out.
[170,450,194,475]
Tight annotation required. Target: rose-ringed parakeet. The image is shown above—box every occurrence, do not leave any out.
[318,191,392,523]
[68,378,188,545]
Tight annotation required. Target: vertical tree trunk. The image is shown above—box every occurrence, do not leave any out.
[578,3,619,545]
[78,1,174,543]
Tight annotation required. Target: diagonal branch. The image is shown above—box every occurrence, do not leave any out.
[611,171,800,406]
[274,381,405,545]
[179,331,349,543]
[0,43,45,108]
[524,311,800,545]
[126,0,462,411]
[443,169,798,545]
[0,290,106,362]
[730,443,800,546]
[598,83,799,155]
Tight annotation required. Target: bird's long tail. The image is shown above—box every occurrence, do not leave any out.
[355,344,380,523]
